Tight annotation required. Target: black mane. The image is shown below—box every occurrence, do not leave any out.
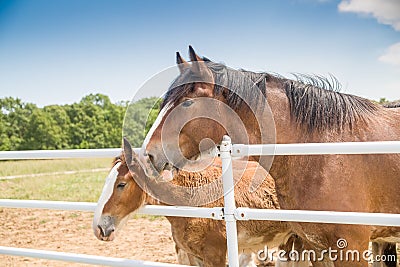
[162,60,377,132]
[284,75,377,132]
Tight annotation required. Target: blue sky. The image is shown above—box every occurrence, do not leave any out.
[0,0,399,106]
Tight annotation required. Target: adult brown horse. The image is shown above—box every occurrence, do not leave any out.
[129,46,400,267]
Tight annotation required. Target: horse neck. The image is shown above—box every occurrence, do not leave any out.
[145,194,159,205]
[244,83,310,181]
[172,167,220,187]
[138,178,167,206]
[267,89,299,143]
[139,172,209,206]
[245,82,306,144]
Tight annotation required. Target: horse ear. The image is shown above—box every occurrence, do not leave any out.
[188,45,211,78]
[188,45,202,62]
[123,137,138,166]
[176,52,189,74]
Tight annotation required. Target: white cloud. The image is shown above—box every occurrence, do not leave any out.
[379,42,400,66]
[338,1,400,67]
[338,0,400,31]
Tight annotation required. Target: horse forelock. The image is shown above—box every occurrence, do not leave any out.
[112,155,123,166]
[161,61,269,113]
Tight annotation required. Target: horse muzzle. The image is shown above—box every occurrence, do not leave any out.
[96,215,116,241]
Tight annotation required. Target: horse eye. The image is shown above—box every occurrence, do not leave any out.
[117,182,126,189]
[182,99,194,107]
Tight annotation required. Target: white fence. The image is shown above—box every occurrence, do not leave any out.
[0,147,139,160]
[1,139,400,266]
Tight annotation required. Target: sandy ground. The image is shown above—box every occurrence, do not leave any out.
[0,208,178,267]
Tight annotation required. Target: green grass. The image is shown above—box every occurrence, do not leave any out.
[0,158,113,177]
[0,158,112,202]
[0,171,108,202]
[0,158,162,220]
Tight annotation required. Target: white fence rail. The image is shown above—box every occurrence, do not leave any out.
[0,148,121,160]
[0,199,224,220]
[0,246,189,267]
[0,147,137,160]
[232,140,400,156]
[1,140,400,267]
[235,207,400,226]
[2,141,400,160]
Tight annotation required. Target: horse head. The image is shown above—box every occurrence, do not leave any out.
[134,46,261,180]
[93,138,147,241]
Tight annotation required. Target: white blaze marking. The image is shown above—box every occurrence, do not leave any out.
[92,162,121,232]
[142,103,172,150]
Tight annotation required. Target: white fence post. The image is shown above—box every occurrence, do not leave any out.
[220,135,239,267]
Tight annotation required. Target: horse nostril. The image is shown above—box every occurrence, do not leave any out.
[164,162,172,170]
[98,224,114,237]
[98,225,105,237]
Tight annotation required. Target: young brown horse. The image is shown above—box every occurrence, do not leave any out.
[93,139,309,267]
[135,46,400,267]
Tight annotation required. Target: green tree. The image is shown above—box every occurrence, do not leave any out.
[43,105,71,148]
[123,97,160,147]
[22,109,63,150]
[379,98,389,104]
[0,97,37,150]
[66,94,127,149]
[0,95,160,151]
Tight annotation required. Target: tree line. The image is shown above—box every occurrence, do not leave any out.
[1,94,396,151]
[0,94,160,151]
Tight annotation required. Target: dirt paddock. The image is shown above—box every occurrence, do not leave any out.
[0,208,178,266]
